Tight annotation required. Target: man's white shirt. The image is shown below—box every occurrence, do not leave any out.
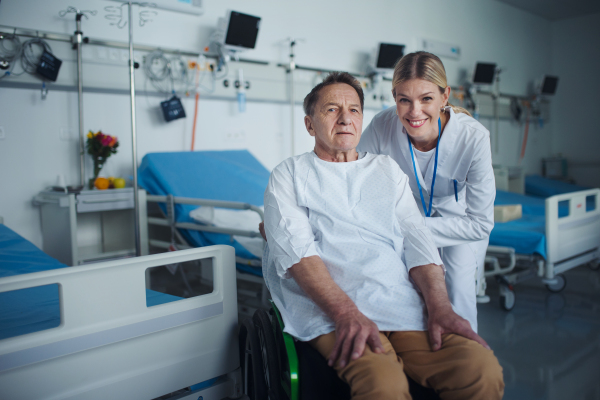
[263,151,443,341]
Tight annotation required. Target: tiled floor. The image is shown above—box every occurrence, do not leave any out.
[478,264,600,400]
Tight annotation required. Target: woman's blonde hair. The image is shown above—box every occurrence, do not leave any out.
[392,51,471,117]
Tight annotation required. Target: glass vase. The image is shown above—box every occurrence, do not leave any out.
[88,156,106,189]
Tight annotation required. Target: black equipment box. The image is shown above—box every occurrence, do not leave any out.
[36,51,62,82]
[160,96,186,122]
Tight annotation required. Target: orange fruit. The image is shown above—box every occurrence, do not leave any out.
[94,177,110,190]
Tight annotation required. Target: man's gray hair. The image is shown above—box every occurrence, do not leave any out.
[303,72,364,116]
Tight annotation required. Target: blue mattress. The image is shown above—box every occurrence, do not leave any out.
[0,225,181,340]
[490,191,548,258]
[525,175,589,198]
[138,150,270,276]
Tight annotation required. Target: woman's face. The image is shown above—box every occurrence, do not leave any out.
[393,78,450,141]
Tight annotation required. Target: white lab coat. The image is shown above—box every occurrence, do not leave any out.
[358,106,495,331]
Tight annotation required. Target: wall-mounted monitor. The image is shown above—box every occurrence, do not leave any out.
[376,43,405,70]
[541,75,559,95]
[473,62,497,84]
[220,10,261,52]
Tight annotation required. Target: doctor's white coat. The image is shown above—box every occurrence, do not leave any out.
[358,106,495,331]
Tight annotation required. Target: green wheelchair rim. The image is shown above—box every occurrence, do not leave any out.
[270,300,299,400]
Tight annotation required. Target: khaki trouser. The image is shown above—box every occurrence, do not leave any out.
[309,331,504,400]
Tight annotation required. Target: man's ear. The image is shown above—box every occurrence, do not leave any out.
[305,115,316,137]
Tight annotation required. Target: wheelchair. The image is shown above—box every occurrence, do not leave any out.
[239,302,440,400]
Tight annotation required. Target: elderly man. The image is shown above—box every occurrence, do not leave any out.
[262,72,504,400]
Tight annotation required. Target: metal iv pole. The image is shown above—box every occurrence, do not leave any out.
[127,1,142,256]
[288,39,297,157]
[59,7,97,187]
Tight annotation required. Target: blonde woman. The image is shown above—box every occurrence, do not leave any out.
[358,51,495,332]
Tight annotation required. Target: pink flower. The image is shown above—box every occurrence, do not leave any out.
[101,136,112,146]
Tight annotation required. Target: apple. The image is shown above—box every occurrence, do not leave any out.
[113,178,126,189]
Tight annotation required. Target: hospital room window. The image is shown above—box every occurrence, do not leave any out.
[0,283,61,340]
[145,258,214,307]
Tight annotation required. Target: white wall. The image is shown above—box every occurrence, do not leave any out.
[551,12,600,187]
[0,0,557,247]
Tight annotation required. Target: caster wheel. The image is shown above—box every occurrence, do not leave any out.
[253,309,283,400]
[588,260,600,271]
[239,318,268,400]
[499,288,515,311]
[545,274,566,293]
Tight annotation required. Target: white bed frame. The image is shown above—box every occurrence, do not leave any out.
[138,192,270,319]
[0,246,242,400]
[486,189,600,290]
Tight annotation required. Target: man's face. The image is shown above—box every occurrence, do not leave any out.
[305,83,363,157]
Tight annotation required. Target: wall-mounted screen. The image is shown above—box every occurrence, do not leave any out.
[376,43,405,69]
[224,11,261,50]
[541,75,559,95]
[473,62,497,84]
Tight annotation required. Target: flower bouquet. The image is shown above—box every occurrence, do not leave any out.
[86,130,119,189]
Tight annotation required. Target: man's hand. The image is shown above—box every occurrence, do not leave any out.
[259,222,267,241]
[409,263,490,351]
[427,306,490,351]
[328,308,385,368]
[288,256,383,368]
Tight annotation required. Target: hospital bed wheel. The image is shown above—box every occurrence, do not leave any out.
[253,309,283,400]
[239,318,268,400]
[499,289,515,311]
[545,274,566,293]
[588,260,600,271]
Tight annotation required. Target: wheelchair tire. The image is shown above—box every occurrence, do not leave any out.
[253,309,283,400]
[239,318,268,400]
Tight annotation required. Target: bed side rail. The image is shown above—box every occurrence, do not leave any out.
[545,188,600,269]
[0,246,239,400]
[146,194,264,239]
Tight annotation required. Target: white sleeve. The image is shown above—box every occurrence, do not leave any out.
[263,163,319,279]
[425,137,495,247]
[395,172,444,271]
[357,118,381,154]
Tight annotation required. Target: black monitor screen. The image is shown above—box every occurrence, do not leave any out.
[473,62,496,84]
[541,76,559,95]
[376,43,405,69]
[225,11,261,49]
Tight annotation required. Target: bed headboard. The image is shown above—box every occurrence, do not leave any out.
[0,246,239,400]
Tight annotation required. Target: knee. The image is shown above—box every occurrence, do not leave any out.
[456,349,505,399]
[346,363,411,400]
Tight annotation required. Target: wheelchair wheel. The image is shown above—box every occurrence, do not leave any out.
[239,318,268,400]
[253,309,283,400]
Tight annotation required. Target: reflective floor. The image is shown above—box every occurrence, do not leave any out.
[479,264,600,400]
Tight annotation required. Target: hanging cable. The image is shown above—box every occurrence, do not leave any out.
[20,37,52,74]
[0,32,22,78]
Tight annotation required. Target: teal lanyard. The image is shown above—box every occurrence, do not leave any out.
[408,118,441,217]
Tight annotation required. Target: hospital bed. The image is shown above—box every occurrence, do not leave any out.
[485,178,600,310]
[137,150,269,319]
[0,223,242,400]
